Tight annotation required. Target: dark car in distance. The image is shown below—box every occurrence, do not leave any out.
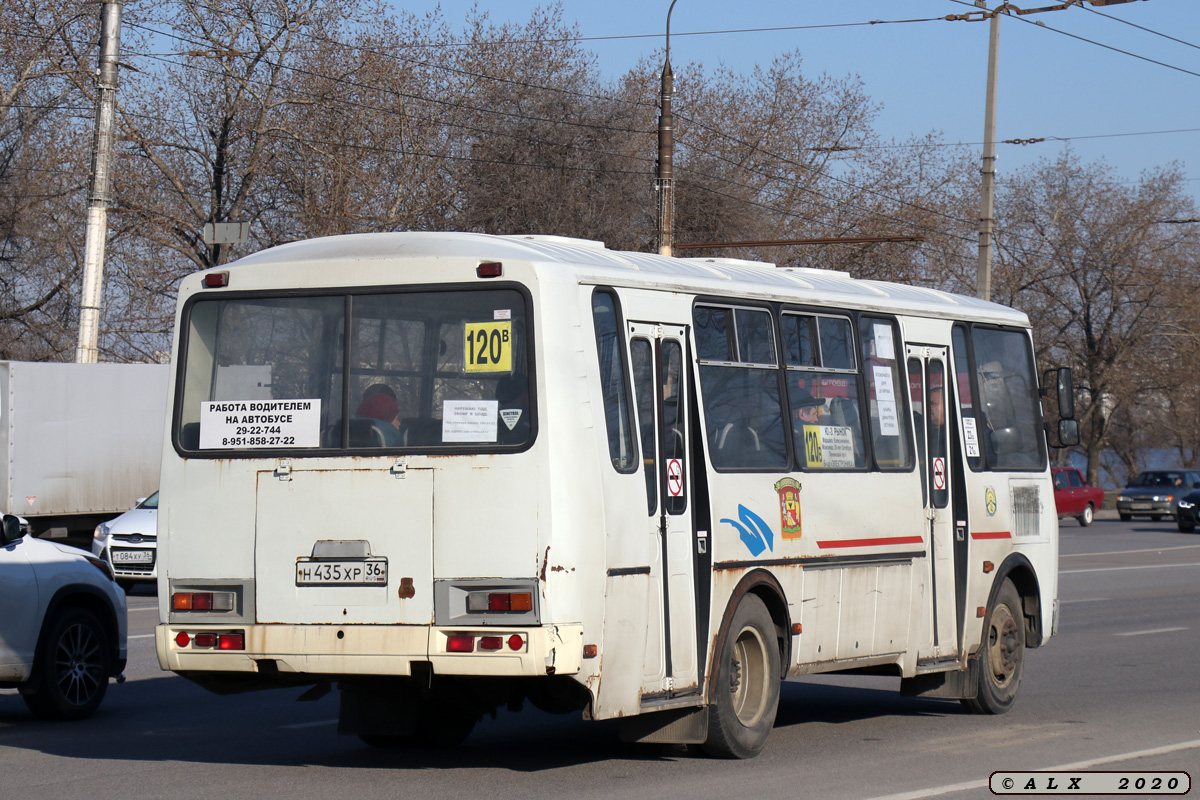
[1052,467,1105,527]
[1115,470,1200,522]
[1176,490,1200,533]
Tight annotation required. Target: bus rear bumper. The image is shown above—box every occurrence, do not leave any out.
[156,623,584,679]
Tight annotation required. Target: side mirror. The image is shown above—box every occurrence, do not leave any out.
[1057,419,1080,448]
[1,514,25,545]
[1056,368,1075,420]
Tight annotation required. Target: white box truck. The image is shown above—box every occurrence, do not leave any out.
[0,361,169,547]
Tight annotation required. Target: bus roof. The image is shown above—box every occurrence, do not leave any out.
[223,231,1030,327]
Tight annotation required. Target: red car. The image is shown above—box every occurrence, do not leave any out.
[1053,467,1105,527]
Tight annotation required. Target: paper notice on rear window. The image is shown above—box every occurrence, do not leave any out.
[199,399,321,448]
[442,400,499,442]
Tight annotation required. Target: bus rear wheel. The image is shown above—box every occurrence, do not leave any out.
[702,594,780,759]
[962,579,1024,715]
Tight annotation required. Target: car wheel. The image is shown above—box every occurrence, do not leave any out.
[1118,513,1131,522]
[962,580,1024,715]
[702,593,780,759]
[1150,515,1163,522]
[22,607,111,721]
[1180,520,1196,533]
[1078,503,1094,527]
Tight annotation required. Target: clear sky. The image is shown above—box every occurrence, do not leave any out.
[410,0,1200,209]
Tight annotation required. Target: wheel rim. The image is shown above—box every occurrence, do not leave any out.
[53,621,104,708]
[1082,505,1093,524]
[727,624,770,727]
[985,603,1021,689]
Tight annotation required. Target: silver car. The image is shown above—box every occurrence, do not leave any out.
[1,514,127,719]
[1116,470,1200,522]
[92,491,158,592]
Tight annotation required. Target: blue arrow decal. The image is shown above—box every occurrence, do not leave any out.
[720,504,775,557]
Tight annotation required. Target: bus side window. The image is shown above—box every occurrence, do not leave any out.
[952,325,985,471]
[860,317,912,471]
[630,338,658,516]
[694,304,787,471]
[592,290,638,473]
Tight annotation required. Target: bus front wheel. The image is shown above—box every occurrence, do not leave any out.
[702,593,780,759]
[962,579,1024,715]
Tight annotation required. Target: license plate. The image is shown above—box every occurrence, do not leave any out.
[1131,503,1152,510]
[296,558,388,586]
[112,549,154,564]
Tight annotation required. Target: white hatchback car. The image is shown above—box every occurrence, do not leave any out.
[92,491,158,592]
[0,514,128,720]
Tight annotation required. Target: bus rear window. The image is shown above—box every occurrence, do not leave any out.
[177,288,532,454]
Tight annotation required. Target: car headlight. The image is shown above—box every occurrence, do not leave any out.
[93,522,110,541]
[1117,495,1128,503]
[1180,500,1196,510]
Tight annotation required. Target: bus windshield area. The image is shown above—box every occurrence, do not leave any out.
[177,288,532,454]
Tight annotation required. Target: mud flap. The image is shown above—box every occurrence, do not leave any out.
[619,706,709,744]
[900,661,980,700]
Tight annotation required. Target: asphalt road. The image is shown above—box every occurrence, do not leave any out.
[2,517,1197,800]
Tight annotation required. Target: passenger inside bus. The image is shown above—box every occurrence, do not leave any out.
[353,383,402,446]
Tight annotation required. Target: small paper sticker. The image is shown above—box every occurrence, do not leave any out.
[443,400,499,442]
[499,408,523,430]
[873,323,895,360]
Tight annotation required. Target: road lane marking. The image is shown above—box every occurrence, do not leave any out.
[1114,627,1188,637]
[1060,562,1200,574]
[1060,597,1109,603]
[129,633,156,639]
[128,605,160,612]
[281,719,338,729]
[1061,544,1200,558]
[863,738,1200,800]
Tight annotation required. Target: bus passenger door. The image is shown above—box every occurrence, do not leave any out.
[629,322,700,698]
[907,346,960,661]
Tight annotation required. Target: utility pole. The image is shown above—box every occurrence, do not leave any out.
[76,1,122,364]
[977,2,1001,302]
[965,0,1145,302]
[655,0,679,257]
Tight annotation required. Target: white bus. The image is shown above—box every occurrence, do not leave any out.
[155,232,1077,758]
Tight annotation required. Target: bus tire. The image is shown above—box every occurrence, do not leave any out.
[22,607,111,721]
[702,594,780,759]
[962,579,1023,715]
[1078,503,1094,527]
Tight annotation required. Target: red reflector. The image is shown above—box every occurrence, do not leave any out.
[507,634,524,651]
[583,644,597,659]
[217,633,244,650]
[447,634,475,653]
[203,271,229,288]
[194,633,217,647]
[175,631,190,647]
[476,262,502,278]
[193,593,214,611]
[488,593,511,612]
[479,636,503,650]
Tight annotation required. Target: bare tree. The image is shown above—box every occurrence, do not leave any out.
[991,151,1200,485]
[0,0,97,360]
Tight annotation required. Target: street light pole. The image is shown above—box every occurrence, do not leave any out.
[655,0,679,257]
[969,0,1144,302]
[76,1,122,363]
[977,4,1002,302]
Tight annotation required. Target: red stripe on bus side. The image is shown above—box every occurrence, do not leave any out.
[815,536,925,549]
[971,531,1012,540]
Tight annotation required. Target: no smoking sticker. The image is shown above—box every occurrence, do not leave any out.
[933,457,946,491]
[667,458,684,497]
